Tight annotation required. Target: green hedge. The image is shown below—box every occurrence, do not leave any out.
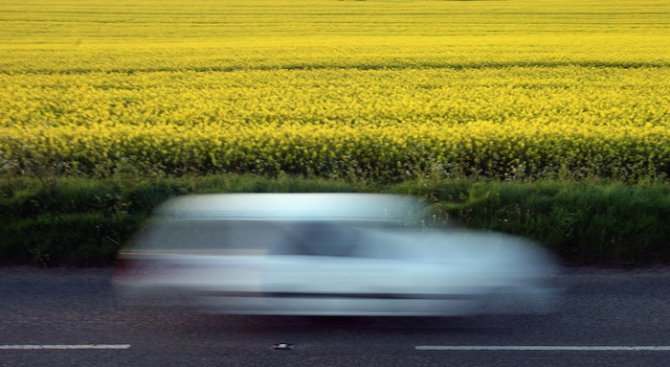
[1,175,669,266]
[393,181,670,264]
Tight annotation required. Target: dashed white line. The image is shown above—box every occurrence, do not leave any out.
[0,344,131,350]
[416,345,670,351]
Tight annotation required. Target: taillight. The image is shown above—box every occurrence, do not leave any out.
[115,256,173,279]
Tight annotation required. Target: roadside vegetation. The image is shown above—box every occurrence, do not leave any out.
[2,175,670,266]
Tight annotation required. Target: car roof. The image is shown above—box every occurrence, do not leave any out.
[155,193,425,222]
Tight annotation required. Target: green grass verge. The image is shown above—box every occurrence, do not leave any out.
[1,175,669,266]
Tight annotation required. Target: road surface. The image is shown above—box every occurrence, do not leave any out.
[1,267,669,366]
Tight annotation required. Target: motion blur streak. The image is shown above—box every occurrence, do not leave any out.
[115,194,561,316]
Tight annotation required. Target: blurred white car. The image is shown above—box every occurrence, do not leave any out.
[115,194,561,316]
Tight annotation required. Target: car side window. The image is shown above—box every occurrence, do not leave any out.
[272,222,359,257]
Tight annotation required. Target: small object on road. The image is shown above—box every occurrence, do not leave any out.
[272,343,294,350]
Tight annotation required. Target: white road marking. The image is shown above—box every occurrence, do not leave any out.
[0,344,131,350]
[416,345,670,351]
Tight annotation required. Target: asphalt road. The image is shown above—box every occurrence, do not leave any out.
[1,267,670,367]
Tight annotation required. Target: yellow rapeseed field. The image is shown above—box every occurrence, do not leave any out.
[1,0,669,181]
